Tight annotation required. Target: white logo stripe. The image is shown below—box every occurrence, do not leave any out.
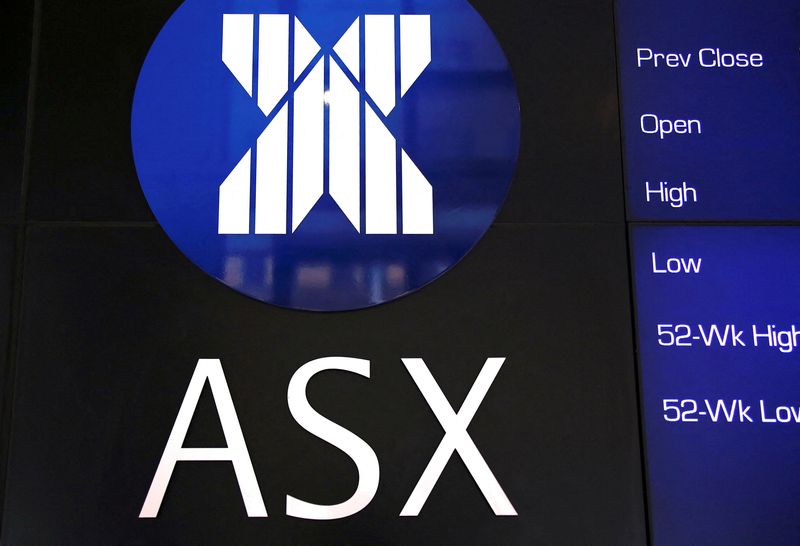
[400,15,431,97]
[218,149,251,234]
[333,18,360,82]
[255,104,289,234]
[329,59,362,232]
[365,15,396,116]
[365,107,398,234]
[292,58,325,232]
[294,18,321,81]
[401,151,433,234]
[258,15,289,116]
[222,14,254,96]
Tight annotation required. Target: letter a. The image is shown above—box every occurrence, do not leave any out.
[139,359,267,518]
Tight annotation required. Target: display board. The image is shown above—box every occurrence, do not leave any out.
[617,0,800,221]
[0,0,797,544]
[632,227,800,544]
[618,0,800,544]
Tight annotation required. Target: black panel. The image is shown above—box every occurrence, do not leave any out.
[2,224,644,545]
[0,227,17,402]
[483,0,624,223]
[0,226,18,502]
[24,0,623,225]
[0,0,33,220]
[24,0,181,221]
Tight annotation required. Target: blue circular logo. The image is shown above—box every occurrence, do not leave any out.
[132,0,520,311]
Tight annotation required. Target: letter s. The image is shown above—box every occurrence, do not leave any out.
[286,357,380,520]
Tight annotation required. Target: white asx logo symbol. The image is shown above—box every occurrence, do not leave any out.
[219,15,434,235]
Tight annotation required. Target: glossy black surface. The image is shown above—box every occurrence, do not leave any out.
[0,0,33,220]
[24,0,179,221]
[482,0,624,223]
[2,224,644,544]
[0,227,16,409]
[0,227,18,513]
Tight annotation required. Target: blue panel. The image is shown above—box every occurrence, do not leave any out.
[131,0,520,311]
[617,0,800,220]
[632,226,800,545]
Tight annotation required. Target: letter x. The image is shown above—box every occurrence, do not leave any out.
[401,358,517,516]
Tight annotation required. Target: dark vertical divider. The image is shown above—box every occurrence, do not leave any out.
[610,2,652,544]
[0,0,39,532]
[0,0,33,220]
